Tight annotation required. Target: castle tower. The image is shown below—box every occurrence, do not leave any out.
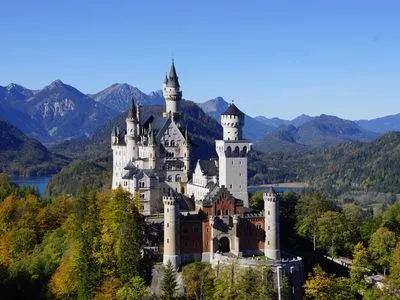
[163,195,181,269]
[264,189,280,260]
[126,97,138,162]
[163,60,182,116]
[215,103,251,206]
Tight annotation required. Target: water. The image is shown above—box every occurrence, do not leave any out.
[248,186,304,193]
[11,176,52,196]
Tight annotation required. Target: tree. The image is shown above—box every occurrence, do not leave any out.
[295,193,331,251]
[305,265,357,300]
[317,211,349,257]
[182,262,214,300]
[74,192,102,299]
[383,246,400,298]
[116,276,149,300]
[161,261,177,300]
[236,266,274,300]
[213,263,239,299]
[368,227,397,275]
[350,242,369,292]
[249,190,264,211]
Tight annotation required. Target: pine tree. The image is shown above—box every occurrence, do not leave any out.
[161,261,177,300]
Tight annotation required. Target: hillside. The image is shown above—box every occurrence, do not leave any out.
[356,113,400,133]
[0,81,119,144]
[254,114,379,153]
[0,120,69,176]
[250,131,400,195]
[52,99,222,163]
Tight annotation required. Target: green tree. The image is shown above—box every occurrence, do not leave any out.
[182,262,214,300]
[295,193,331,251]
[317,211,349,257]
[350,242,369,293]
[161,261,177,300]
[236,266,274,300]
[75,192,102,299]
[368,227,397,275]
[213,262,239,299]
[116,276,149,300]
[249,190,264,211]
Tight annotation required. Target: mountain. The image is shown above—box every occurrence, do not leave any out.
[90,83,164,112]
[52,99,222,163]
[254,114,379,153]
[0,81,119,144]
[290,114,314,127]
[356,113,400,134]
[255,116,287,128]
[197,97,275,141]
[0,120,69,176]
[249,131,400,195]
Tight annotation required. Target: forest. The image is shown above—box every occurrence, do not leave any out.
[1,172,400,299]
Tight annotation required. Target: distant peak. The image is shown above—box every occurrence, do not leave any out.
[47,80,64,89]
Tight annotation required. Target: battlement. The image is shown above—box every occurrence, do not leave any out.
[163,196,177,206]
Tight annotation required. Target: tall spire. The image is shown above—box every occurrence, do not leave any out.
[167,60,180,88]
[163,73,168,84]
[127,95,137,120]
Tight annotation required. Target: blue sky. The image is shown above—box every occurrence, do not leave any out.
[1,0,399,120]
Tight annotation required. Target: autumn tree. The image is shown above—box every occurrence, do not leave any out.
[317,211,349,257]
[305,265,357,300]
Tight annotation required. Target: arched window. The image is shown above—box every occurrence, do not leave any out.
[225,146,232,156]
[171,140,175,147]
[234,146,240,157]
[167,175,172,182]
[175,174,181,182]
[165,140,169,147]
[242,146,247,157]
[217,210,221,216]
[225,209,229,215]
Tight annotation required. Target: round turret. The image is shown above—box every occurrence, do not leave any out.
[163,61,182,115]
[221,103,245,141]
[264,189,280,260]
[163,196,181,269]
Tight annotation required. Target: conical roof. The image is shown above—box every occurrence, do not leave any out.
[167,61,180,88]
[221,103,244,116]
[127,96,137,119]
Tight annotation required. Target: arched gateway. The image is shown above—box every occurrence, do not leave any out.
[218,236,230,253]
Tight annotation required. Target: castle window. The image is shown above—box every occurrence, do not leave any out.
[268,225,270,230]
[225,209,229,215]
[267,241,270,245]
[217,210,221,216]
[175,174,181,182]
[165,140,169,146]
[268,210,270,215]
[193,227,199,233]
[167,223,169,228]
[167,239,169,243]
[171,140,175,147]
[229,184,232,189]
[167,208,169,213]
[167,175,172,182]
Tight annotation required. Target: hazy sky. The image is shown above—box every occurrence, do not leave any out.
[1,1,399,120]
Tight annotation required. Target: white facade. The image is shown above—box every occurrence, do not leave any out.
[264,190,280,260]
[186,159,218,201]
[111,62,190,215]
[215,105,252,207]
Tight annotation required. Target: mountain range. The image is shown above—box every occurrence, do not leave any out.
[0,120,68,176]
[1,80,400,152]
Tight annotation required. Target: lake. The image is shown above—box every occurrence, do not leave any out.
[12,176,52,196]
[248,186,304,193]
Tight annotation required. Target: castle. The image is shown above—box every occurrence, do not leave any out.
[111,63,303,290]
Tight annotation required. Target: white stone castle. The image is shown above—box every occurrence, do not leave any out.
[111,61,251,214]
